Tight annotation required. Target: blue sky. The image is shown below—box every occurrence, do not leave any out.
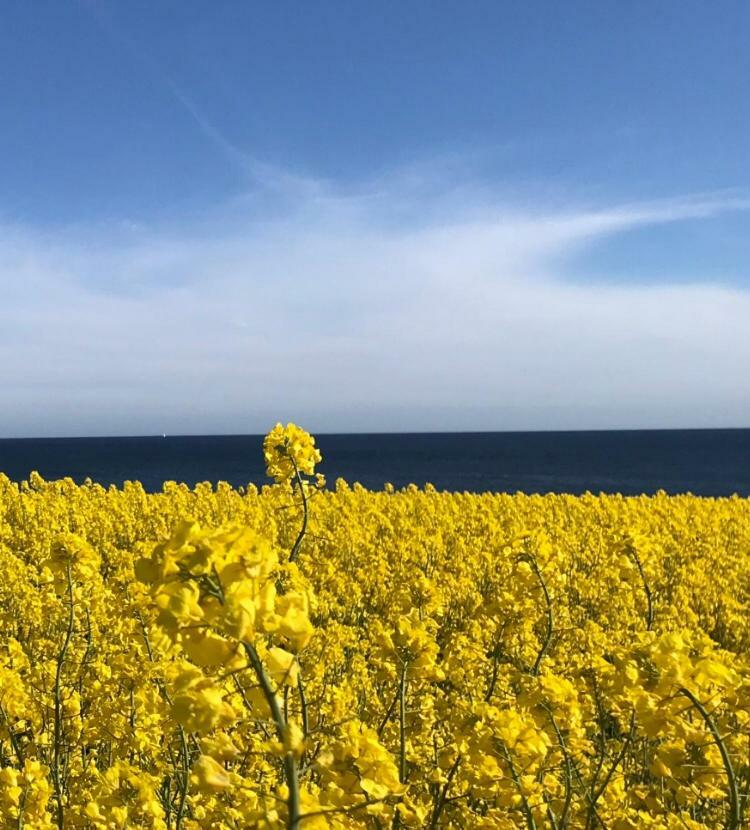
[1,1,749,436]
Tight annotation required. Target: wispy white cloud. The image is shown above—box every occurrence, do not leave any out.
[0,175,748,437]
[79,0,324,200]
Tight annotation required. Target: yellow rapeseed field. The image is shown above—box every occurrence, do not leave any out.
[1,424,749,829]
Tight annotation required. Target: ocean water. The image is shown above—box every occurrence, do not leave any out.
[0,430,748,496]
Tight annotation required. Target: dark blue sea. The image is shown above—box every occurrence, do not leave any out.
[0,430,748,496]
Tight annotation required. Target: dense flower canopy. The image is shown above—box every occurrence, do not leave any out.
[1,426,750,828]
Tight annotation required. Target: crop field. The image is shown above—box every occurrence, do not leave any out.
[1,424,749,829]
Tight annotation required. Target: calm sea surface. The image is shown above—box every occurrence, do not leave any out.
[0,430,748,496]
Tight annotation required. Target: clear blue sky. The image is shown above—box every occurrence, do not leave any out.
[1,2,749,436]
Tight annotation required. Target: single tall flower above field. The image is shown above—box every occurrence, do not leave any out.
[263,423,324,564]
[263,423,322,484]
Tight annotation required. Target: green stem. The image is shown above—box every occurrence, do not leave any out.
[289,461,308,564]
[501,742,537,830]
[297,675,309,770]
[244,642,301,830]
[53,562,75,830]
[627,544,654,630]
[542,705,572,828]
[523,554,554,676]
[398,662,409,784]
[429,754,461,829]
[680,688,741,830]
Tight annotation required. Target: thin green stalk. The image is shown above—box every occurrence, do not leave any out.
[392,662,409,830]
[297,675,309,770]
[52,562,75,830]
[244,642,301,830]
[0,702,24,766]
[541,705,573,828]
[429,754,461,829]
[137,610,189,830]
[289,459,308,564]
[522,554,554,676]
[680,688,741,830]
[626,545,654,631]
[17,786,27,830]
[500,742,537,830]
[378,686,401,736]
[398,662,409,785]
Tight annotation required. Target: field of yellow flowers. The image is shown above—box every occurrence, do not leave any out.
[1,424,750,829]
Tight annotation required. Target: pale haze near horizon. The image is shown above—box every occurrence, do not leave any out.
[1,2,749,438]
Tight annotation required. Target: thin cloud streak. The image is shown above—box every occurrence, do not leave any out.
[80,0,322,198]
[0,181,748,437]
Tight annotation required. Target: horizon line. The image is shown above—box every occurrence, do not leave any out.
[1,425,749,441]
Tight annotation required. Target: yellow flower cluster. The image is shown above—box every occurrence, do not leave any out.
[263,423,323,485]
[1,424,750,828]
